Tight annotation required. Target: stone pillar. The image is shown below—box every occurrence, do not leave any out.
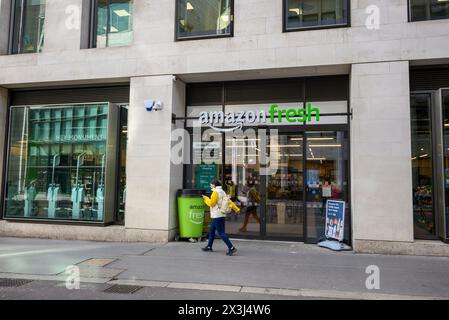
[126,75,185,242]
[350,61,414,250]
[43,0,83,52]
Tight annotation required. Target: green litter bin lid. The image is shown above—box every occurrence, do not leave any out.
[177,189,205,198]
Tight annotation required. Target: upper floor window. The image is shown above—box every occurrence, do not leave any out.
[10,0,46,54]
[91,0,133,48]
[284,0,349,31]
[409,0,449,22]
[176,0,233,40]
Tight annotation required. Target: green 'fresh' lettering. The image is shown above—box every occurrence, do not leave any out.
[267,104,320,124]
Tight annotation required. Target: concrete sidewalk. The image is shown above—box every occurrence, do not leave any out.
[0,237,448,300]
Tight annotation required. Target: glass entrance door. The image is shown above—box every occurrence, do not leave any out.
[223,135,262,237]
[265,134,304,239]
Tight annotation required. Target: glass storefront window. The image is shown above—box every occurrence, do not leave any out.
[176,0,233,40]
[285,0,348,31]
[410,94,435,238]
[95,0,133,48]
[410,0,449,22]
[4,104,110,222]
[305,131,349,242]
[11,0,46,54]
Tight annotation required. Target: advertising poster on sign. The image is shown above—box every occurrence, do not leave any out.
[325,200,346,241]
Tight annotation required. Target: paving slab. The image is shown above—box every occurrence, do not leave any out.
[0,237,159,275]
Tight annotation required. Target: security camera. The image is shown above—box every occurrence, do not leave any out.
[153,101,163,111]
[144,100,163,112]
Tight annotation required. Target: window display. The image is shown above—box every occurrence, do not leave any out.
[4,103,110,222]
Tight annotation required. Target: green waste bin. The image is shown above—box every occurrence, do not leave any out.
[177,189,205,238]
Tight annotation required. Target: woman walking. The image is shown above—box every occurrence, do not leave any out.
[239,181,261,232]
[202,180,240,256]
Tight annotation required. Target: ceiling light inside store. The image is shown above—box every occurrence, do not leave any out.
[269,145,301,148]
[290,137,335,141]
[186,2,194,10]
[114,9,130,17]
[287,154,303,157]
[289,8,302,15]
[309,144,342,148]
[226,138,260,141]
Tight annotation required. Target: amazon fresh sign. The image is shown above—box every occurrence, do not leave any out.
[198,103,320,132]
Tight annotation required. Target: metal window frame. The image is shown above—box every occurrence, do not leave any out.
[439,88,449,241]
[114,103,128,225]
[90,0,111,48]
[88,0,98,48]
[174,0,234,41]
[282,0,351,33]
[8,0,26,54]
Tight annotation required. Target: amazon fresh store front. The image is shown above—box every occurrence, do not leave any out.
[183,76,351,244]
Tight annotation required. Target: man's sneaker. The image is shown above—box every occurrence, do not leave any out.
[202,246,213,252]
[226,247,237,256]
